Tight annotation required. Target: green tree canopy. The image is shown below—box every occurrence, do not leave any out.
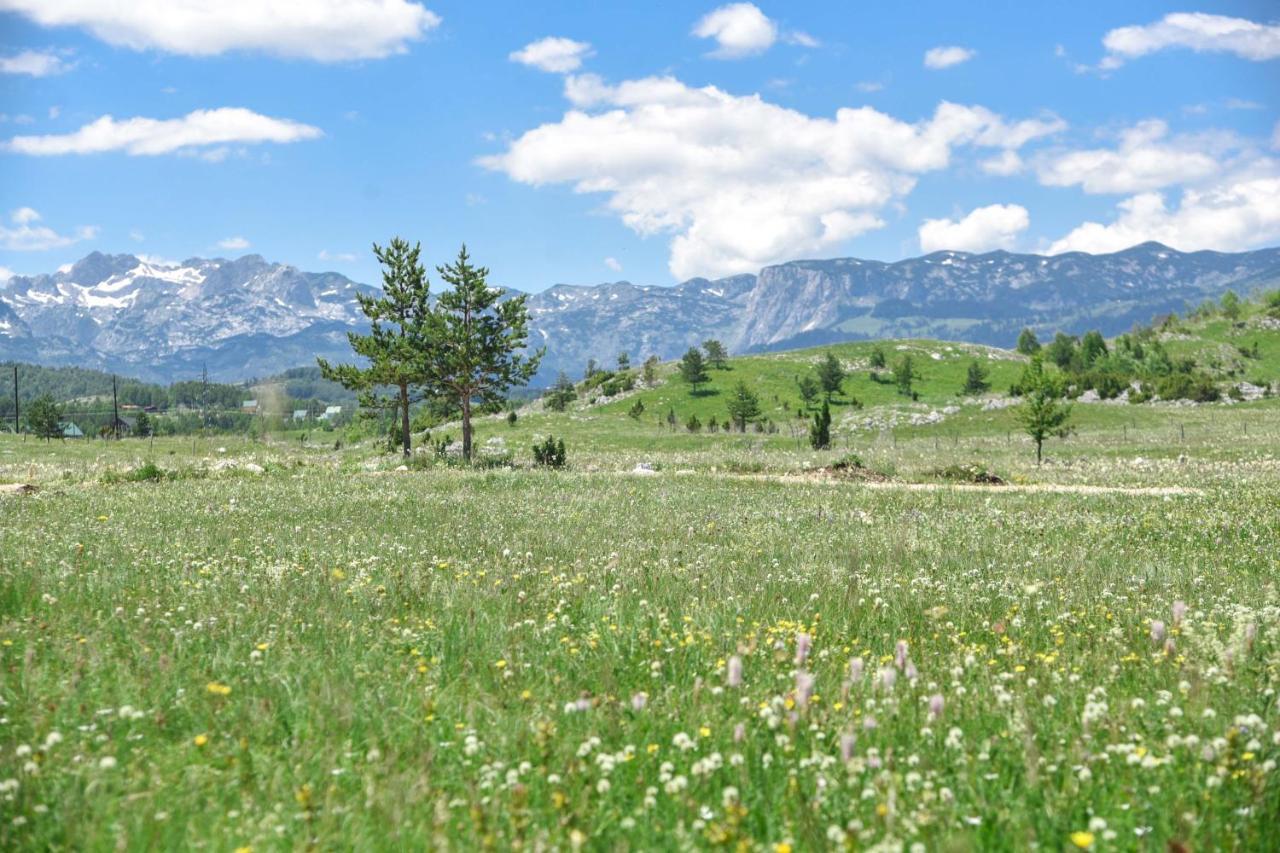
[725,380,762,432]
[963,359,990,394]
[1016,328,1041,355]
[679,348,710,394]
[893,354,917,396]
[25,394,62,441]
[1016,356,1072,465]
[703,339,728,369]
[816,352,846,400]
[432,244,542,461]
[316,237,435,457]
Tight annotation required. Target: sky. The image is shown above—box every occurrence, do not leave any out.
[0,1,1277,292]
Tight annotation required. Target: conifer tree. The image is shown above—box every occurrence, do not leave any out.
[809,400,831,450]
[25,394,62,441]
[963,359,990,394]
[317,237,435,457]
[680,347,710,394]
[725,380,762,432]
[544,371,576,412]
[432,245,542,462]
[1016,356,1072,465]
[816,352,846,400]
[703,339,728,369]
[1016,328,1041,355]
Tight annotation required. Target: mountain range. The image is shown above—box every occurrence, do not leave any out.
[2,243,1278,384]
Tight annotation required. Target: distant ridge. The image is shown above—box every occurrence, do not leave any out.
[3,243,1278,383]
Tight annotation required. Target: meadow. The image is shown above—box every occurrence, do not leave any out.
[2,366,1279,851]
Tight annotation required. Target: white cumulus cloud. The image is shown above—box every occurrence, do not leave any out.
[218,236,250,250]
[0,49,73,76]
[510,37,594,73]
[6,108,322,157]
[1048,174,1280,254]
[0,207,98,251]
[0,0,440,62]
[0,265,15,284]
[1036,120,1234,194]
[481,74,1063,279]
[1101,12,1280,68]
[918,204,1029,253]
[604,256,622,272]
[924,46,975,69]
[693,3,777,59]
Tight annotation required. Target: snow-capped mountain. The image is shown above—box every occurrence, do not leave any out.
[2,243,1278,383]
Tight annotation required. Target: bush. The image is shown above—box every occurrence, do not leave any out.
[1155,372,1220,402]
[628,400,645,420]
[533,435,567,468]
[685,414,702,432]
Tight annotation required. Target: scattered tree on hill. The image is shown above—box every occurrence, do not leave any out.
[1265,290,1280,320]
[679,347,710,394]
[1046,333,1078,370]
[628,399,645,420]
[809,400,831,450]
[797,375,819,408]
[703,339,728,369]
[1016,356,1072,466]
[869,346,887,369]
[1016,328,1041,355]
[642,355,660,385]
[584,358,599,380]
[963,359,990,394]
[1221,290,1242,322]
[26,394,63,441]
[134,410,153,437]
[666,407,678,430]
[544,371,576,412]
[725,380,762,432]
[432,244,542,462]
[1080,330,1108,367]
[685,413,702,432]
[817,352,846,400]
[893,354,917,397]
[616,351,630,371]
[317,237,435,457]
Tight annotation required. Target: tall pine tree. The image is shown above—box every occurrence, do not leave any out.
[317,238,434,457]
[432,245,542,461]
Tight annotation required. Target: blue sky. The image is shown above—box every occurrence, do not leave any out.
[1,1,1277,291]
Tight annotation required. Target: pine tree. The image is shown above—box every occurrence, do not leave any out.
[1221,290,1241,322]
[134,410,153,437]
[680,348,710,394]
[725,380,762,432]
[797,375,818,408]
[703,339,728,369]
[317,238,435,457]
[1016,356,1072,465]
[1016,328,1041,355]
[642,355,660,386]
[869,346,887,369]
[893,354,917,396]
[809,400,831,450]
[816,352,846,400]
[544,371,577,412]
[26,394,63,441]
[963,359,990,394]
[617,351,631,371]
[1080,330,1108,367]
[432,245,543,461]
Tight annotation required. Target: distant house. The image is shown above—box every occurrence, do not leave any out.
[241,399,259,414]
[60,422,84,439]
[319,405,342,421]
[292,409,308,421]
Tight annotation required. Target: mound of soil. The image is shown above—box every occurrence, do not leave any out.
[822,461,892,482]
[931,464,1006,485]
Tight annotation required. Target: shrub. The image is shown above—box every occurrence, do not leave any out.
[533,435,567,468]
[628,400,645,420]
[1155,372,1220,402]
[685,414,702,432]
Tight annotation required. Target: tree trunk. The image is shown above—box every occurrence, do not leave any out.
[461,395,472,461]
[1036,437,1043,466]
[399,382,411,457]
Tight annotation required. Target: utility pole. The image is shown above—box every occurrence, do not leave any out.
[112,374,120,440]
[12,364,17,436]
[201,363,208,430]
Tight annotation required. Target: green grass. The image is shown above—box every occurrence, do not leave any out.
[2,307,1279,849]
[2,395,1279,850]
